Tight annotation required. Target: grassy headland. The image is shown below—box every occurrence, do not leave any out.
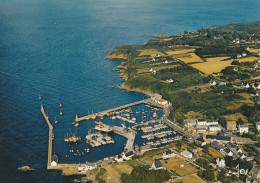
[107,21,260,126]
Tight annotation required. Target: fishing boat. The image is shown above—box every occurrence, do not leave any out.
[59,102,63,108]
[38,95,42,100]
[55,117,58,124]
[94,122,113,133]
[64,129,81,143]
[60,110,63,116]
[74,123,79,127]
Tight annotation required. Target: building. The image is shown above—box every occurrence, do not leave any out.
[206,135,231,143]
[185,119,196,127]
[197,119,207,126]
[78,164,86,171]
[226,121,237,131]
[151,161,163,170]
[166,78,174,83]
[123,151,135,161]
[211,140,223,151]
[222,148,233,156]
[197,125,207,132]
[250,167,260,180]
[216,158,225,168]
[209,126,220,133]
[212,73,220,77]
[154,98,169,106]
[51,160,57,167]
[85,162,97,170]
[207,120,218,126]
[181,150,193,159]
[238,124,249,134]
[209,80,217,86]
[162,149,175,159]
[115,154,124,162]
[256,122,260,132]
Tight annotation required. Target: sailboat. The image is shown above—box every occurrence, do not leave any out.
[60,109,63,116]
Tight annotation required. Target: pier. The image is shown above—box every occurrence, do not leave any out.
[41,105,53,168]
[111,126,136,152]
[76,99,151,122]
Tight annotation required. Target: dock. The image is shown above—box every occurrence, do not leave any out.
[111,126,136,152]
[41,105,53,168]
[76,99,151,122]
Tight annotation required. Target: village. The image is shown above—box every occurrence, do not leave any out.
[40,22,260,183]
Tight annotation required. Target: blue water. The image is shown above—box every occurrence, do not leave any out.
[0,0,260,182]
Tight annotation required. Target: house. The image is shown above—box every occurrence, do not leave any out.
[191,149,199,154]
[252,83,260,90]
[123,151,135,161]
[197,125,207,132]
[185,119,196,127]
[209,126,220,133]
[206,135,231,143]
[222,148,233,156]
[233,67,239,71]
[195,136,206,146]
[216,158,225,168]
[238,124,249,134]
[246,157,254,162]
[212,73,220,77]
[232,137,252,144]
[242,53,247,57]
[152,70,157,74]
[256,122,260,132]
[51,160,57,167]
[226,143,243,158]
[209,80,217,86]
[151,161,163,170]
[156,54,160,58]
[219,82,227,86]
[154,98,169,106]
[211,140,223,151]
[246,177,257,183]
[207,120,218,126]
[250,167,260,180]
[226,121,237,131]
[197,119,207,126]
[166,78,174,83]
[149,68,154,72]
[78,164,86,171]
[152,58,156,61]
[85,162,97,170]
[181,150,192,159]
[162,149,175,159]
[115,154,124,162]
[164,60,169,64]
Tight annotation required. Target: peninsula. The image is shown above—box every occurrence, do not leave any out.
[103,21,260,183]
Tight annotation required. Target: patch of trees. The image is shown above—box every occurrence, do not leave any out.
[121,166,171,183]
[197,168,215,181]
[195,45,248,58]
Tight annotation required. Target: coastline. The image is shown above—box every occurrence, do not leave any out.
[116,83,155,98]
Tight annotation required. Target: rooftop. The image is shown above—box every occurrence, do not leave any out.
[227,121,237,125]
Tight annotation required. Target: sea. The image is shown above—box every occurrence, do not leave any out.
[0,0,259,182]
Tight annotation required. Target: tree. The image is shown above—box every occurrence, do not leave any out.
[201,169,215,181]
[237,118,244,125]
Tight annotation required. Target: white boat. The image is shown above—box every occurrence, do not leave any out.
[94,122,113,133]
